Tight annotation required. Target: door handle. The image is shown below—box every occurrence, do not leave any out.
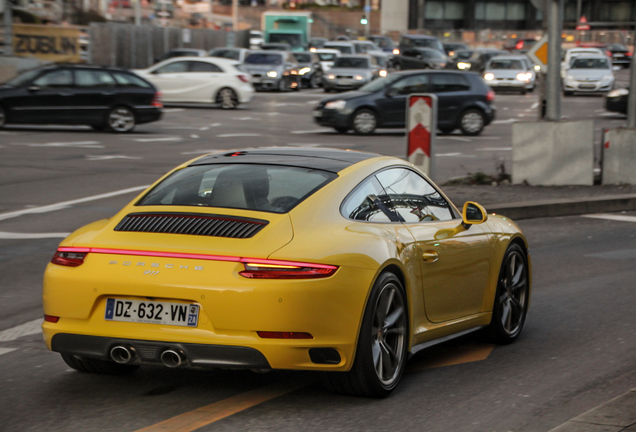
[422,251,439,263]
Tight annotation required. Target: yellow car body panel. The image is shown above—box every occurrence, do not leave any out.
[42,151,531,372]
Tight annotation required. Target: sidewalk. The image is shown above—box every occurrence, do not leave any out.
[443,184,636,220]
[549,388,636,432]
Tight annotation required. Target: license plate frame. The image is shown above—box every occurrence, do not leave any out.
[105,298,199,327]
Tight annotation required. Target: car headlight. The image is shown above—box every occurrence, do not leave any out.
[534,64,541,71]
[355,75,364,81]
[266,71,278,78]
[325,100,346,110]
[393,48,400,55]
[298,67,311,75]
[309,47,316,52]
[379,69,387,77]
[607,88,629,97]
[457,62,471,70]
[516,73,531,82]
[484,73,494,81]
[327,74,335,80]
[565,75,575,81]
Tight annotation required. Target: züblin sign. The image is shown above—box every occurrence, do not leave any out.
[12,24,81,63]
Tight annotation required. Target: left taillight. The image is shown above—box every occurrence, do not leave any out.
[239,260,338,279]
[51,248,89,267]
[237,74,250,83]
[152,91,163,108]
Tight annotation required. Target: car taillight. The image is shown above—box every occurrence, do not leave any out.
[51,247,89,267]
[152,91,163,108]
[605,50,612,58]
[257,331,313,339]
[237,74,250,83]
[486,90,495,102]
[515,41,524,50]
[239,260,338,279]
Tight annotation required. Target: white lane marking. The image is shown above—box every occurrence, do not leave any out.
[210,123,222,127]
[217,133,262,138]
[493,118,519,124]
[162,108,185,113]
[267,112,281,116]
[530,102,540,110]
[231,117,260,121]
[134,137,182,142]
[0,319,43,342]
[0,131,16,135]
[476,147,512,151]
[443,137,471,142]
[190,134,199,139]
[181,150,215,155]
[0,348,17,357]
[0,231,70,239]
[286,143,349,147]
[270,102,304,107]
[600,112,618,117]
[290,129,333,134]
[86,155,140,161]
[199,127,209,131]
[161,126,201,130]
[436,153,476,158]
[582,214,636,223]
[306,100,320,104]
[17,141,103,148]
[0,185,148,222]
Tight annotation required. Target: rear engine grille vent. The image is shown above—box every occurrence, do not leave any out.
[114,212,268,239]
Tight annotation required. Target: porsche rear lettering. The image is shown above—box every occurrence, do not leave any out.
[108,261,204,271]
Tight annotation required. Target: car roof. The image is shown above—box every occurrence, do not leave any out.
[402,34,438,39]
[572,54,609,59]
[190,147,380,173]
[248,50,286,56]
[315,49,340,53]
[325,41,354,46]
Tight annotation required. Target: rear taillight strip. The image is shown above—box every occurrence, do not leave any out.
[53,247,338,270]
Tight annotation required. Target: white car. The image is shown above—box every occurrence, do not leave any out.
[134,57,254,109]
[561,47,605,78]
[562,55,615,96]
[314,48,340,72]
[483,55,536,94]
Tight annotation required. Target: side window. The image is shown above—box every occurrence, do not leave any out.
[190,61,223,72]
[112,72,151,88]
[431,74,470,92]
[33,69,72,88]
[341,176,392,223]
[390,74,429,95]
[154,61,189,74]
[375,168,454,222]
[75,70,116,87]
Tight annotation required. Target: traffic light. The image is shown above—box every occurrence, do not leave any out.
[360,15,368,25]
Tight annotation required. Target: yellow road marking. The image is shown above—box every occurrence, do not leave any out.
[135,380,307,432]
[405,342,495,373]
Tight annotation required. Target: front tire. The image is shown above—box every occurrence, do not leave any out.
[486,243,529,344]
[322,272,407,398]
[107,106,136,133]
[352,109,377,135]
[216,87,239,109]
[459,109,485,136]
[61,353,140,375]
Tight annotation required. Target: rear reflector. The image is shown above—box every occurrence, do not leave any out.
[152,91,163,108]
[239,262,337,279]
[44,315,60,323]
[257,331,313,339]
[51,250,88,267]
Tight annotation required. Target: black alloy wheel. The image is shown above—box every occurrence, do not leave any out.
[216,87,239,109]
[486,243,529,344]
[322,272,408,398]
[61,353,140,375]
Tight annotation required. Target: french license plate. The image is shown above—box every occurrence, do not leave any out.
[105,298,199,327]
[338,79,352,85]
[313,110,322,117]
[615,54,624,57]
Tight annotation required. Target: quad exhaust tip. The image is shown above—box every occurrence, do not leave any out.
[110,346,135,364]
[160,349,186,368]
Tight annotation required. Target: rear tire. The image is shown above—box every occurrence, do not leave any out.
[61,353,139,375]
[106,106,136,133]
[216,87,239,109]
[459,109,485,136]
[322,272,407,398]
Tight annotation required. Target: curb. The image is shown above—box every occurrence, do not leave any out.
[485,194,636,221]
[548,388,636,431]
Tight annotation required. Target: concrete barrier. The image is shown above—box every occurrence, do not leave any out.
[602,128,636,185]
[512,120,594,186]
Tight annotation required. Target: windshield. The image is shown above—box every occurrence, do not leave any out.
[608,44,627,51]
[137,164,336,214]
[423,50,445,59]
[269,33,302,48]
[571,58,610,69]
[358,74,401,92]
[325,44,353,54]
[293,53,312,63]
[317,52,338,61]
[413,39,443,51]
[245,53,283,65]
[6,68,41,86]
[333,57,369,69]
[489,59,525,70]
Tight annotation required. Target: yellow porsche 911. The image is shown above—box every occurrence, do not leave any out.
[42,147,531,398]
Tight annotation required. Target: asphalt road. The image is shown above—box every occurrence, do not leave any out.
[0,70,634,431]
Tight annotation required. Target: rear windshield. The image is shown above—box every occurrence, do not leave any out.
[293,53,312,63]
[245,54,283,65]
[325,44,353,54]
[413,39,443,50]
[209,49,240,60]
[317,52,338,61]
[571,58,610,69]
[454,50,473,60]
[333,57,369,69]
[489,59,525,70]
[137,164,336,214]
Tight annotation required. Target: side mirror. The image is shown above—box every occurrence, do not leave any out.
[385,87,397,97]
[462,201,488,229]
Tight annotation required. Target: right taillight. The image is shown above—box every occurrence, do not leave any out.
[239,259,338,279]
[237,74,250,83]
[51,248,89,267]
[152,91,163,108]
[486,90,495,102]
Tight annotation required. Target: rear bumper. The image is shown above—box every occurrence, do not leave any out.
[605,96,627,114]
[135,107,163,125]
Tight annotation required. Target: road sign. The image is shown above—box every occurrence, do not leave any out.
[576,16,591,31]
[406,94,437,179]
[527,35,548,69]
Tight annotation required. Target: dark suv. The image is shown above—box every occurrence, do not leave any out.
[397,35,445,55]
[313,70,495,135]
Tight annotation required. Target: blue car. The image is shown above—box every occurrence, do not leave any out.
[313,70,496,135]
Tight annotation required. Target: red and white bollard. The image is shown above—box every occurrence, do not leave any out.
[406,94,437,179]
